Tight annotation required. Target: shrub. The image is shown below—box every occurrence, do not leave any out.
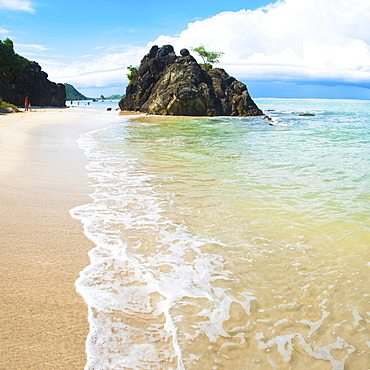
[126,65,138,85]
[0,97,19,110]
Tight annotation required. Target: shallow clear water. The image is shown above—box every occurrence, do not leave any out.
[71,99,370,369]
[69,99,120,111]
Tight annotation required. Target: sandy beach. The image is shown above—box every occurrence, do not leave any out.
[0,108,118,369]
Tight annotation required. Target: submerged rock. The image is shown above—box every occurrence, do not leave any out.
[119,45,262,117]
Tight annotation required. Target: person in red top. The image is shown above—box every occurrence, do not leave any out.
[24,97,29,111]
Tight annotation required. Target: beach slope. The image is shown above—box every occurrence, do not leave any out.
[0,109,115,369]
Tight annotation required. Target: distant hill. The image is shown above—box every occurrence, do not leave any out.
[105,94,123,100]
[64,83,87,100]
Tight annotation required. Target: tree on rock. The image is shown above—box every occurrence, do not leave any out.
[192,46,224,69]
[126,65,138,85]
[119,44,262,117]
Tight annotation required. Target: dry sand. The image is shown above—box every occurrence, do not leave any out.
[0,108,119,369]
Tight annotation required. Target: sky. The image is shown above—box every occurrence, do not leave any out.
[1,0,370,99]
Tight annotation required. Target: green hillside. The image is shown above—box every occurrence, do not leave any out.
[105,94,123,99]
[64,83,87,100]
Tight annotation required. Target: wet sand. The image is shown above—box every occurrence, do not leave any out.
[0,109,118,369]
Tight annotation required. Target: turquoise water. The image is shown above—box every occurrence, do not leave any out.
[72,99,370,369]
[69,99,120,111]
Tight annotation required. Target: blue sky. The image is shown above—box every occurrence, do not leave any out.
[1,0,370,99]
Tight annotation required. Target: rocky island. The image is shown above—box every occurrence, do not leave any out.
[119,45,262,116]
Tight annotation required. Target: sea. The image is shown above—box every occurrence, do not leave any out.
[70,98,370,369]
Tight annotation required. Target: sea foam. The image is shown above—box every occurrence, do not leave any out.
[71,101,370,369]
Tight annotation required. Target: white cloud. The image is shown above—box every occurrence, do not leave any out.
[152,0,370,85]
[16,43,50,51]
[0,0,35,13]
[34,0,370,90]
[0,27,9,34]
[43,46,147,89]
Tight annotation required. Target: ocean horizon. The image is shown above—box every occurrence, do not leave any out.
[71,98,370,369]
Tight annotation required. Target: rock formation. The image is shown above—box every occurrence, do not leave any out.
[119,45,262,116]
[0,61,65,107]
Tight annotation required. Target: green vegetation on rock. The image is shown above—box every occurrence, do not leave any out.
[64,83,87,100]
[0,98,19,111]
[0,38,29,77]
[119,45,262,117]
[126,65,138,85]
[0,38,65,107]
[192,46,224,69]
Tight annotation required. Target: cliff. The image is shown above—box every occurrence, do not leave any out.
[0,62,66,107]
[0,38,65,107]
[119,45,262,117]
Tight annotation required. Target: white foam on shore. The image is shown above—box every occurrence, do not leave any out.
[70,106,370,369]
[71,121,257,369]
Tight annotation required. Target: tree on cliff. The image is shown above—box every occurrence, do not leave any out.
[0,38,29,76]
[192,46,224,69]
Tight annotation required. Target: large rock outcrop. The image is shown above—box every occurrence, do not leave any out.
[0,61,65,107]
[119,45,262,116]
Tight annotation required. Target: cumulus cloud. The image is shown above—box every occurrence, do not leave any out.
[44,46,147,88]
[0,27,9,34]
[0,0,35,13]
[38,0,370,90]
[153,0,370,85]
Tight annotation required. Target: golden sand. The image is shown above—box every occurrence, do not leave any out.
[0,109,117,369]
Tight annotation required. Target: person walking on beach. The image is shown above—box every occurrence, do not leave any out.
[24,97,29,111]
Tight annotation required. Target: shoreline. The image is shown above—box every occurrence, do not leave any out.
[0,109,119,369]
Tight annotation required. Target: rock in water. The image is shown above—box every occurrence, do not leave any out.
[119,45,262,116]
